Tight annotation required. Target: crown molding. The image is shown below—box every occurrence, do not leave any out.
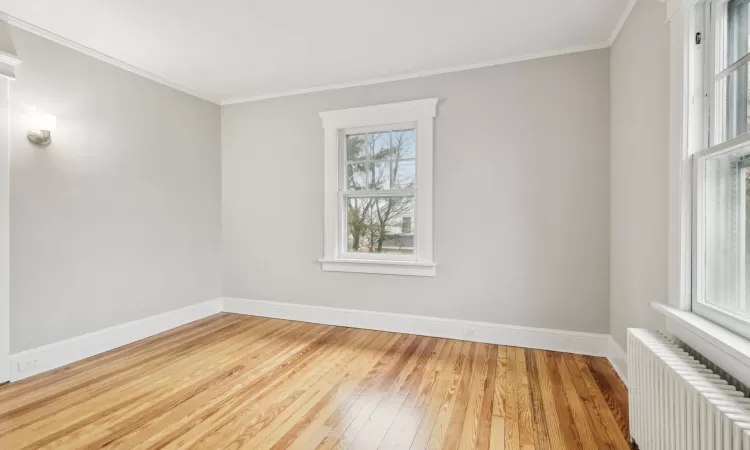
[1,14,220,104]
[221,42,610,105]
[665,0,695,21]
[608,0,639,46]
[1,4,633,107]
[0,49,21,80]
[0,50,21,67]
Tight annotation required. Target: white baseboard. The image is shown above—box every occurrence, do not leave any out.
[7,296,631,385]
[608,335,628,386]
[221,297,611,358]
[9,298,222,381]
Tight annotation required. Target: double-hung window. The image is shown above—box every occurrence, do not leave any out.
[694,0,750,339]
[319,99,438,277]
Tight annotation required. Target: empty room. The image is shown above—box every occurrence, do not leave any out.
[0,0,749,448]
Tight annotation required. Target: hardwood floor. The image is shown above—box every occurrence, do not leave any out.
[0,313,632,449]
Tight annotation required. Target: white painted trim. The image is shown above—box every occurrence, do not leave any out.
[608,0,639,46]
[0,50,20,79]
[668,2,694,311]
[0,78,8,383]
[320,99,437,276]
[0,20,20,80]
[222,297,611,357]
[6,296,631,384]
[220,43,610,105]
[0,12,625,106]
[319,98,438,129]
[319,259,436,277]
[8,299,222,381]
[666,0,693,22]
[0,50,20,67]
[0,14,219,104]
[653,302,750,387]
[0,3,631,106]
[608,335,629,386]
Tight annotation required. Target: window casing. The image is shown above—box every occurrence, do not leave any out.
[694,0,750,340]
[319,99,437,277]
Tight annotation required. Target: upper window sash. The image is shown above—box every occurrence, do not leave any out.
[339,122,417,195]
[707,0,750,146]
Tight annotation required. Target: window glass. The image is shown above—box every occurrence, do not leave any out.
[698,144,750,322]
[725,0,750,71]
[346,197,415,255]
[345,129,416,192]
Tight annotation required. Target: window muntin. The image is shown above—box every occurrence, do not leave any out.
[341,126,417,258]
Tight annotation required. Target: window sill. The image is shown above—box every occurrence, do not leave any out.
[651,302,750,386]
[318,258,436,277]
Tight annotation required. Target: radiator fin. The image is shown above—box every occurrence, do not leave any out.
[628,329,750,450]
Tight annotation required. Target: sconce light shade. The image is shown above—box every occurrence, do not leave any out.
[27,111,56,146]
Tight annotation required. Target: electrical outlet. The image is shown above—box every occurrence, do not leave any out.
[17,359,40,373]
[461,326,477,338]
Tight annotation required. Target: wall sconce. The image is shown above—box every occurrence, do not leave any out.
[27,112,57,146]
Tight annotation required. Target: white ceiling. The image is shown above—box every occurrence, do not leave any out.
[0,0,630,104]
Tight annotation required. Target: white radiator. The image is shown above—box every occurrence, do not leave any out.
[628,329,750,450]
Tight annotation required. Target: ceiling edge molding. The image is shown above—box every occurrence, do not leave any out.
[1,13,220,104]
[221,42,610,105]
[665,0,694,21]
[0,50,21,80]
[607,0,639,46]
[0,50,20,66]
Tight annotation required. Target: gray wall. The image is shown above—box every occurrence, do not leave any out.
[10,29,222,352]
[222,50,611,333]
[610,0,669,349]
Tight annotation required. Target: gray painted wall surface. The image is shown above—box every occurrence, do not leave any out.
[222,49,611,333]
[10,29,222,352]
[610,0,670,349]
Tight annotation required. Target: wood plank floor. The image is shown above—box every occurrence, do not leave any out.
[0,313,632,449]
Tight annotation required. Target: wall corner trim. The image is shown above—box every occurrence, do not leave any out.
[8,298,223,381]
[608,335,629,386]
[608,0,639,47]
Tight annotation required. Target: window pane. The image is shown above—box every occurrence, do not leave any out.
[392,159,416,189]
[700,144,750,320]
[369,132,390,161]
[725,0,750,71]
[402,216,412,234]
[347,134,367,161]
[369,162,391,190]
[392,129,416,159]
[717,61,750,142]
[347,163,367,190]
[346,196,414,255]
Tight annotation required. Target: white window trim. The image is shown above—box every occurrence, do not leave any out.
[318,98,438,277]
[656,0,750,382]
[685,0,750,341]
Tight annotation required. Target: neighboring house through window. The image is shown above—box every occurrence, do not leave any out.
[401,217,413,235]
[319,99,437,276]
